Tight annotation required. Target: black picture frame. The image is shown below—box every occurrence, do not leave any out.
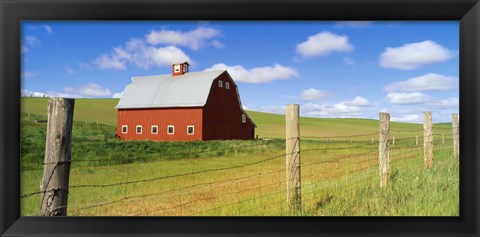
[1,0,479,236]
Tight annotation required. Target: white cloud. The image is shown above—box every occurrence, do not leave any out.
[92,39,191,70]
[65,66,75,75]
[148,46,192,68]
[112,91,123,98]
[22,89,47,97]
[384,73,456,92]
[25,36,41,47]
[296,31,353,58]
[21,89,84,98]
[260,105,286,114]
[428,97,459,110]
[64,83,112,97]
[242,105,251,110]
[300,88,329,100]
[303,102,361,117]
[145,26,222,50]
[379,40,454,70]
[203,63,298,83]
[391,114,421,123]
[44,25,53,33]
[385,92,430,105]
[93,54,127,71]
[302,96,370,118]
[345,96,370,106]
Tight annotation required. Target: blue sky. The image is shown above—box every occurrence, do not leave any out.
[22,21,459,123]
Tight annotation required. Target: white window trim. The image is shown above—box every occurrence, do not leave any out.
[136,125,142,134]
[121,125,128,134]
[151,125,158,134]
[226,82,230,89]
[187,125,194,135]
[218,80,223,88]
[242,114,246,123]
[167,125,175,135]
[174,64,180,72]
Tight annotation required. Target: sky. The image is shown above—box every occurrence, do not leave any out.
[21,21,459,123]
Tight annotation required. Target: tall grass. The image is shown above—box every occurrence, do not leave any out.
[21,114,459,216]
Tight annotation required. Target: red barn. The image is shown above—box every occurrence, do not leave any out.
[115,61,256,141]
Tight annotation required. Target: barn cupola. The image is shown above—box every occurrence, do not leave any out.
[172,61,189,76]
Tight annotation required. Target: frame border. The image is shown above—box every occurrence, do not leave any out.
[1,0,479,236]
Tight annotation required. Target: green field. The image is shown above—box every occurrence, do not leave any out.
[20,97,459,216]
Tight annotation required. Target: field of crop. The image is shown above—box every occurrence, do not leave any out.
[20,97,459,216]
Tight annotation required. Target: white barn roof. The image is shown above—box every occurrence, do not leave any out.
[115,70,225,109]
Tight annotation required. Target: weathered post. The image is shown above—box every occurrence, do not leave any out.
[416,136,418,146]
[424,112,434,168]
[40,97,74,216]
[393,136,395,145]
[442,134,444,145]
[286,104,301,212]
[452,113,459,159]
[379,113,390,188]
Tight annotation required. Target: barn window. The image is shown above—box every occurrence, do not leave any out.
[174,64,180,72]
[242,114,246,123]
[218,80,223,88]
[187,125,194,135]
[151,125,158,134]
[183,64,188,73]
[122,125,128,134]
[136,125,142,134]
[226,82,230,89]
[167,125,174,134]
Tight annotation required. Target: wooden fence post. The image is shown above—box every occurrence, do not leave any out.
[286,104,301,212]
[40,97,74,216]
[379,113,390,188]
[392,136,395,145]
[424,112,434,168]
[416,136,418,146]
[442,134,444,144]
[452,113,459,159]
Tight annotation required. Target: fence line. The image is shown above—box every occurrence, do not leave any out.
[21,102,459,216]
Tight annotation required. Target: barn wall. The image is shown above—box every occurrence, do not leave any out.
[202,72,255,140]
[117,107,203,141]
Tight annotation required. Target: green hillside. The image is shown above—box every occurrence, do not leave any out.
[21,97,439,139]
[22,97,118,125]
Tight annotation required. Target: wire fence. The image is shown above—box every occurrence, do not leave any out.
[21,120,459,216]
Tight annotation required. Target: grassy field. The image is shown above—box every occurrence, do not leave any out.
[20,97,459,216]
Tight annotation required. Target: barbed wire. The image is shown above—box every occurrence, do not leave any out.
[68,152,288,190]
[21,125,458,216]
[301,132,379,139]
